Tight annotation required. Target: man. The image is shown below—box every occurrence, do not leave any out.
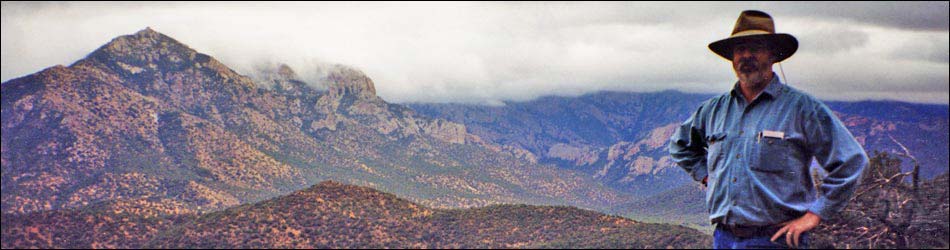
[669,10,868,249]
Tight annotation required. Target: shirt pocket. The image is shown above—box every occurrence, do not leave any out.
[706,132,728,172]
[752,135,810,206]
[751,136,792,174]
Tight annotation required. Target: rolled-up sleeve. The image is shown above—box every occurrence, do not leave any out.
[804,103,869,220]
[670,105,709,183]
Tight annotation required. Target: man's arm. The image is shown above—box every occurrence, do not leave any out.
[804,102,869,220]
[773,102,868,248]
[669,105,709,184]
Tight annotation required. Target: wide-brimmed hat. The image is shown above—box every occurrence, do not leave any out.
[708,10,798,62]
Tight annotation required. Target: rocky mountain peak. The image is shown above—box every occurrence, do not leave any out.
[322,65,377,99]
[90,27,191,61]
[73,27,252,89]
[250,63,310,95]
[134,26,160,38]
[252,63,376,99]
[276,63,298,80]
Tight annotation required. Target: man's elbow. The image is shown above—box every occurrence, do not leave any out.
[854,151,870,183]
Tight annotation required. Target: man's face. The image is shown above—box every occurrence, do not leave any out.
[731,40,774,86]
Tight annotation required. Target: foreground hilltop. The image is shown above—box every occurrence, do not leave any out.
[3,181,711,249]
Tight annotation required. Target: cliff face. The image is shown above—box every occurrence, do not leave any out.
[2,28,632,216]
[323,65,377,100]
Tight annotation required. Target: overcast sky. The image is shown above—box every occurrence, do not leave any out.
[2,2,948,104]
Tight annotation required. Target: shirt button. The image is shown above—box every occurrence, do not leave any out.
[736,154,741,159]
[732,177,737,183]
[739,130,744,136]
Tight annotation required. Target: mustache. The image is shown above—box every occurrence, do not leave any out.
[738,58,758,72]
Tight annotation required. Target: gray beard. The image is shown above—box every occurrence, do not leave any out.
[738,71,770,89]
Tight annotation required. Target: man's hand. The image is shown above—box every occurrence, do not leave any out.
[771,212,821,248]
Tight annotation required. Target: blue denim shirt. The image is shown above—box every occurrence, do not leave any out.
[669,73,868,226]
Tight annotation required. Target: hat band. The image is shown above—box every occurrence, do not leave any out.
[730,29,771,38]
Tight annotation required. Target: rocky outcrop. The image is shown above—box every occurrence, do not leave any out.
[595,123,678,180]
[253,63,310,96]
[420,119,467,144]
[251,63,471,145]
[322,65,377,100]
[605,123,677,163]
[546,143,600,166]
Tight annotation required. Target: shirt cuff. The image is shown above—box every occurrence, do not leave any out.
[807,196,837,221]
[690,162,708,183]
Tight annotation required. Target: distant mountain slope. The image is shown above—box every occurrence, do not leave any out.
[410,91,710,197]
[827,101,949,178]
[1,28,632,215]
[617,181,707,226]
[825,100,949,123]
[410,91,709,159]
[2,181,712,249]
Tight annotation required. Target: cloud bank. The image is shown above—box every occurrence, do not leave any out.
[2,2,948,104]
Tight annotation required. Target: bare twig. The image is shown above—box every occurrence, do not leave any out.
[852,172,912,199]
[887,135,919,191]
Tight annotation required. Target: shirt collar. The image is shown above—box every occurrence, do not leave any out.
[730,72,784,100]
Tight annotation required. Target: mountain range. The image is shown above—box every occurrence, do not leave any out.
[1,28,633,217]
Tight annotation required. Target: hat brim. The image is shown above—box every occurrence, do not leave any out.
[708,33,798,62]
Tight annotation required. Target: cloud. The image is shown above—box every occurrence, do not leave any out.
[2,2,948,105]
[888,33,950,63]
[796,24,870,54]
[752,1,949,31]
